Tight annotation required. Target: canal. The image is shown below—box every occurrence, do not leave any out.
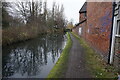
[2,33,67,78]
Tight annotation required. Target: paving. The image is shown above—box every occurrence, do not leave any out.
[65,33,92,78]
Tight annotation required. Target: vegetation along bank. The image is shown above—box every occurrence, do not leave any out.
[47,32,72,78]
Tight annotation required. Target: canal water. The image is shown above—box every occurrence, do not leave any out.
[2,34,67,78]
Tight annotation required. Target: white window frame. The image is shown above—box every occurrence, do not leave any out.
[115,20,120,37]
[79,27,82,35]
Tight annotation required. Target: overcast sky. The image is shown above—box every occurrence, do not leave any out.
[46,0,86,24]
[4,0,86,24]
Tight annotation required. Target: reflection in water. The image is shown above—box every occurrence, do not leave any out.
[2,34,67,78]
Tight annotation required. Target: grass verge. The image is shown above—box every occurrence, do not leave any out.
[47,32,72,78]
[72,32,118,78]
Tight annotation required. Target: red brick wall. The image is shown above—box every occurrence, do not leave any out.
[72,13,87,36]
[86,2,113,57]
[72,26,79,35]
[79,12,87,38]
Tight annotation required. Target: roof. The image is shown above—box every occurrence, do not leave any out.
[79,2,87,13]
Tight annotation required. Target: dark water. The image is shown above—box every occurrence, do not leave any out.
[2,34,67,78]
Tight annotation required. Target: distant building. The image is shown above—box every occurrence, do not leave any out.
[72,1,120,70]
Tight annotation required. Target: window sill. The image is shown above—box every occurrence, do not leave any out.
[115,35,120,38]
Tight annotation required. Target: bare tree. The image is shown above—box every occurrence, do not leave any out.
[4,0,66,30]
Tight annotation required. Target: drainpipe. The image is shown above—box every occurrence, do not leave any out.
[108,1,116,64]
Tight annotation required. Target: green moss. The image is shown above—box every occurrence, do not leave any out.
[72,32,117,78]
[47,32,72,78]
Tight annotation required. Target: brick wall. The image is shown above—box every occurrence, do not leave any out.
[79,13,87,39]
[86,2,113,58]
[72,26,79,35]
[73,2,119,70]
[72,13,87,36]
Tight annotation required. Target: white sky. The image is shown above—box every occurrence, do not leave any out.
[46,0,86,24]
[3,0,86,24]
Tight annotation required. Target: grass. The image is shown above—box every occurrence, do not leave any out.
[72,32,118,78]
[47,32,72,78]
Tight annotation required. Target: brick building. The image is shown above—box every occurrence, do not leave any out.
[73,2,87,38]
[72,1,120,70]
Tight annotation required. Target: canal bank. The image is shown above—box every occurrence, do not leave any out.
[2,27,65,46]
[47,32,72,78]
[47,32,118,78]
[2,33,67,78]
[47,32,91,78]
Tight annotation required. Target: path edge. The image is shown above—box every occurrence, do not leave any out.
[47,32,72,78]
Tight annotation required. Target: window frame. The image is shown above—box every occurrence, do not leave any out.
[79,27,82,35]
[115,3,120,37]
[116,20,120,37]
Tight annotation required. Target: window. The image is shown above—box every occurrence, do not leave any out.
[79,27,82,35]
[87,29,90,33]
[84,13,87,17]
[116,20,120,36]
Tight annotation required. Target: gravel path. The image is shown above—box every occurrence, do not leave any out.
[65,33,91,78]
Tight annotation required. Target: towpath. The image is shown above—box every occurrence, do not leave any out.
[65,33,91,78]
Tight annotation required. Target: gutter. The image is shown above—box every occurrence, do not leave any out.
[108,1,116,64]
[75,19,87,27]
[79,11,87,14]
